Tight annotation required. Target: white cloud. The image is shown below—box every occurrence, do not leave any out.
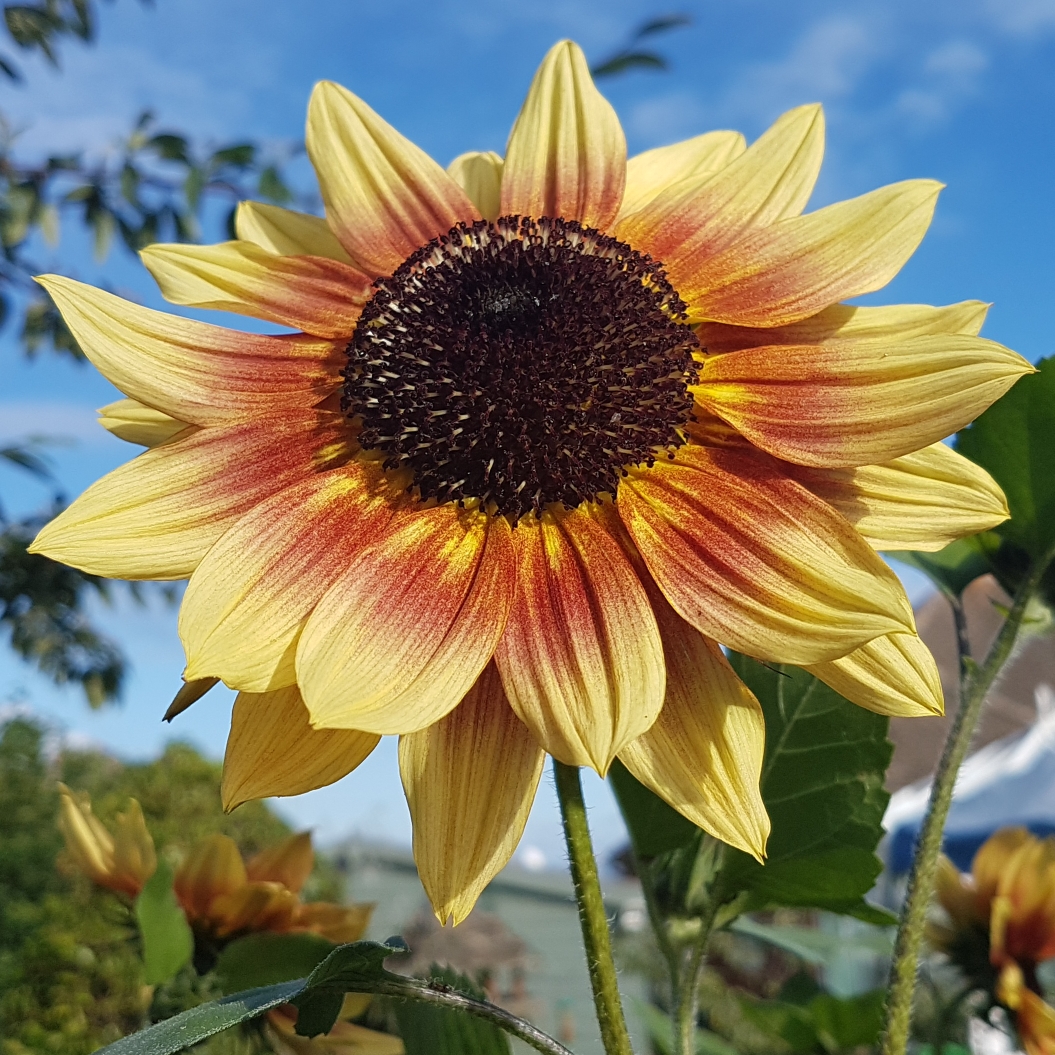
[980,0,1055,35]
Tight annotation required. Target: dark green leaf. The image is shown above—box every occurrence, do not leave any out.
[395,966,511,1055]
[0,443,54,482]
[0,52,22,80]
[718,657,894,922]
[93,980,304,1055]
[148,133,190,164]
[215,931,336,993]
[258,164,293,204]
[609,758,698,857]
[891,535,995,598]
[809,989,885,1050]
[635,13,692,38]
[134,859,193,985]
[591,51,666,77]
[956,356,1055,559]
[211,143,255,168]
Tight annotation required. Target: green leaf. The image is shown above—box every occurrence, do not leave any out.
[891,534,995,599]
[635,1001,739,1055]
[148,133,190,164]
[258,164,293,205]
[590,51,666,77]
[731,917,893,967]
[134,859,193,985]
[809,989,885,1050]
[609,758,698,857]
[718,656,894,922]
[395,966,511,1055]
[93,980,303,1055]
[211,143,255,168]
[215,931,337,993]
[292,938,408,1037]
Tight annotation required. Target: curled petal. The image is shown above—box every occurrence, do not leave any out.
[222,685,379,811]
[617,130,746,221]
[246,832,314,894]
[174,834,247,924]
[30,413,349,580]
[307,80,478,277]
[805,632,944,717]
[181,462,396,692]
[617,104,824,268]
[293,902,374,945]
[448,151,504,221]
[235,200,353,262]
[786,443,1009,551]
[164,677,219,722]
[210,882,298,937]
[696,334,1033,467]
[501,40,626,230]
[680,179,942,327]
[37,276,343,426]
[298,505,515,734]
[618,602,769,859]
[494,507,664,774]
[697,300,990,355]
[617,446,914,665]
[97,398,191,448]
[400,663,545,924]
[142,241,371,339]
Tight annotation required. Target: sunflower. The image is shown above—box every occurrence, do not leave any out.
[33,41,1028,925]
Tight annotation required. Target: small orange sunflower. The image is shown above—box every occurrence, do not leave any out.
[34,41,1028,924]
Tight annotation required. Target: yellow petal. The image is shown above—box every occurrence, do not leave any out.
[973,828,1032,906]
[681,179,942,326]
[97,398,191,448]
[174,833,247,923]
[494,507,665,774]
[293,903,374,945]
[111,799,159,894]
[400,663,545,925]
[36,276,342,426]
[30,412,348,580]
[805,631,944,717]
[306,80,478,277]
[696,299,991,355]
[180,462,395,693]
[141,240,371,339]
[617,104,824,268]
[265,1006,405,1055]
[210,881,297,937]
[618,602,769,859]
[246,832,314,894]
[787,443,1009,551]
[57,783,116,886]
[297,505,515,735]
[501,40,626,230]
[235,200,353,263]
[617,130,746,221]
[447,151,503,221]
[221,685,379,811]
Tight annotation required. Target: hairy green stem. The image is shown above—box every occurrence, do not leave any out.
[673,893,722,1055]
[554,759,634,1055]
[881,544,1055,1054]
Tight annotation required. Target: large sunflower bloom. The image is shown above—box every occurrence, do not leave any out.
[33,42,1027,924]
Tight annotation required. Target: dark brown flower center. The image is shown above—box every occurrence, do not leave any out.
[343,216,699,521]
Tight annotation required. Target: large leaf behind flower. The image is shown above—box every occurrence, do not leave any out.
[612,658,893,923]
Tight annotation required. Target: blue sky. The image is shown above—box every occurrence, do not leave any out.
[1,0,1054,868]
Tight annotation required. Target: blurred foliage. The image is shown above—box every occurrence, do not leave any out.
[0,714,342,1053]
[0,0,298,707]
[590,13,692,79]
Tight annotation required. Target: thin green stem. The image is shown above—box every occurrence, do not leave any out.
[553,759,635,1055]
[881,543,1055,1055]
[633,849,680,1009]
[673,894,722,1055]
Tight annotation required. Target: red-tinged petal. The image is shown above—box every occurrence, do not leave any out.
[141,241,371,339]
[37,276,344,426]
[617,130,746,222]
[174,834,247,924]
[617,445,914,665]
[30,412,350,580]
[619,602,769,859]
[501,41,626,230]
[679,180,942,327]
[400,663,545,924]
[785,443,1009,551]
[493,507,664,774]
[297,505,515,734]
[235,200,353,263]
[221,685,379,811]
[448,151,503,222]
[246,832,314,894]
[616,105,823,269]
[696,300,991,355]
[695,333,1033,467]
[181,461,397,692]
[306,80,478,277]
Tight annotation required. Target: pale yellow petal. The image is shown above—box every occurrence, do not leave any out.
[787,443,1009,551]
[222,685,379,811]
[400,663,545,925]
[57,783,115,884]
[246,832,314,894]
[618,602,768,859]
[97,398,191,448]
[617,130,746,221]
[234,201,353,262]
[111,800,158,892]
[501,40,626,230]
[447,151,503,222]
[805,631,944,717]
